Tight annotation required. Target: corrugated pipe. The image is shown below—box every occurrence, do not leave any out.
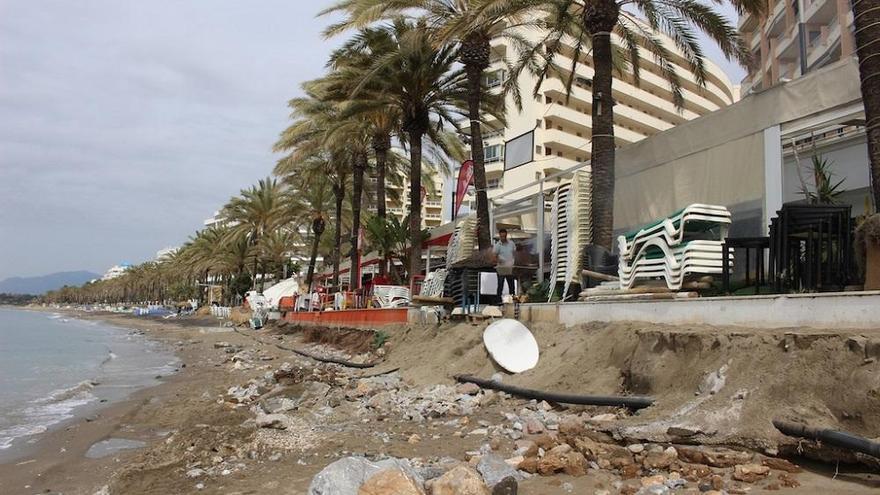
[773,419,880,458]
[455,374,654,410]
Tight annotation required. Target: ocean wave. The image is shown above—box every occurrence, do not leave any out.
[0,381,98,450]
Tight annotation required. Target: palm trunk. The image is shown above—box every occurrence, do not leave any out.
[373,133,390,277]
[350,151,367,290]
[306,230,322,292]
[332,183,344,290]
[408,130,424,283]
[853,0,880,209]
[462,33,493,251]
[589,28,617,249]
[466,64,493,251]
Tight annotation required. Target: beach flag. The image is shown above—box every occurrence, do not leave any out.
[454,159,474,218]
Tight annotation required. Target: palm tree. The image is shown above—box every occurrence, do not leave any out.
[502,0,761,248]
[274,88,353,289]
[852,0,880,209]
[323,1,517,250]
[222,177,287,290]
[334,19,472,282]
[280,162,336,291]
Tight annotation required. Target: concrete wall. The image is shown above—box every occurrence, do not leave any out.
[510,292,880,329]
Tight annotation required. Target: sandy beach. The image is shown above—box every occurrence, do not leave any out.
[1,311,879,495]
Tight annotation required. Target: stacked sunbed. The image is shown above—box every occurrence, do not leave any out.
[548,169,592,300]
[617,204,732,290]
[445,214,477,268]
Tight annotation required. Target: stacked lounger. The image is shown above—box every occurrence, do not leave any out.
[548,169,592,300]
[445,214,478,268]
[617,204,732,290]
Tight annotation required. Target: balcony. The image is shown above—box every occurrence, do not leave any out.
[807,17,841,69]
[543,102,648,145]
[804,0,837,26]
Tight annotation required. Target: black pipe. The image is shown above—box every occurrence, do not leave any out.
[455,374,654,410]
[773,419,880,458]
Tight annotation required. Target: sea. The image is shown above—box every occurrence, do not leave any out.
[0,308,178,457]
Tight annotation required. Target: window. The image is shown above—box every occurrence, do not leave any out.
[487,177,503,189]
[484,70,507,89]
[484,143,504,163]
[545,147,553,156]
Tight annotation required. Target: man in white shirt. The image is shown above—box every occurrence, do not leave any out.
[492,229,517,297]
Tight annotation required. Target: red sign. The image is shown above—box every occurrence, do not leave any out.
[454,160,474,218]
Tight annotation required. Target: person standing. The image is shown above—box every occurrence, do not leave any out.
[492,229,517,298]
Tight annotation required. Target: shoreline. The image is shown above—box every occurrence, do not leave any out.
[0,311,214,495]
[1,309,878,494]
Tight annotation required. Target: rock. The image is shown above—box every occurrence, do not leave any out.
[627,443,645,454]
[359,468,425,495]
[761,457,802,473]
[456,382,482,395]
[536,444,586,476]
[408,434,422,444]
[227,383,260,403]
[525,419,545,434]
[777,473,800,488]
[642,446,677,469]
[558,417,585,438]
[429,465,490,495]
[710,474,723,490]
[492,476,518,495]
[664,478,687,490]
[477,454,521,487]
[513,440,537,457]
[308,457,422,495]
[262,396,299,413]
[504,455,524,467]
[214,342,232,348]
[589,413,617,423]
[186,468,206,478]
[666,426,699,438]
[732,463,770,483]
[255,413,287,429]
[530,434,557,450]
[635,486,669,495]
[517,457,539,473]
[641,475,667,487]
[677,446,752,468]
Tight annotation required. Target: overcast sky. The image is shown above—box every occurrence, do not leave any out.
[0,1,745,280]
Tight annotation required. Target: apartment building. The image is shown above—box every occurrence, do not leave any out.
[739,0,856,94]
[464,20,737,204]
[364,149,449,229]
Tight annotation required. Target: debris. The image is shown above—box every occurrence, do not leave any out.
[482,319,540,373]
[307,457,420,495]
[358,468,425,495]
[477,453,522,488]
[732,463,770,483]
[429,465,490,495]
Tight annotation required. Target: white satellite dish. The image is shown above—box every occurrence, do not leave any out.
[482,319,540,373]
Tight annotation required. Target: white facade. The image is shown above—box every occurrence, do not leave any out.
[461,20,737,205]
[739,0,856,95]
[101,263,131,281]
[155,246,178,261]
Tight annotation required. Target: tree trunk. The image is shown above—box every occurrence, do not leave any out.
[585,3,619,250]
[306,215,325,292]
[853,0,880,209]
[408,130,424,284]
[332,183,344,290]
[349,151,367,290]
[466,64,493,251]
[373,133,391,277]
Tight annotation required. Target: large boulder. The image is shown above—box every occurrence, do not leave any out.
[429,465,490,495]
[477,454,522,488]
[359,468,425,495]
[308,457,422,495]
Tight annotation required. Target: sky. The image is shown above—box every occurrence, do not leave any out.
[0,0,745,280]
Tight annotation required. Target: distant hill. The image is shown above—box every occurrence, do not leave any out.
[0,271,101,295]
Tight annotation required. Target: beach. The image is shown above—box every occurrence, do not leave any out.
[1,310,878,494]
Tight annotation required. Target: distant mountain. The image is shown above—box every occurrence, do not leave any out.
[0,271,101,295]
